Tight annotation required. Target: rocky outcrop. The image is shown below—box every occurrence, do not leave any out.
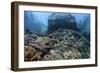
[24,28,90,61]
[48,13,80,33]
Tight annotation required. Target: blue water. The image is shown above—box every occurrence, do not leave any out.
[24,11,90,40]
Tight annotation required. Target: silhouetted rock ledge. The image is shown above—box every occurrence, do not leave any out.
[24,29,90,61]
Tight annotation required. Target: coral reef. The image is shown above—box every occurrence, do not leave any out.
[24,29,90,61]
